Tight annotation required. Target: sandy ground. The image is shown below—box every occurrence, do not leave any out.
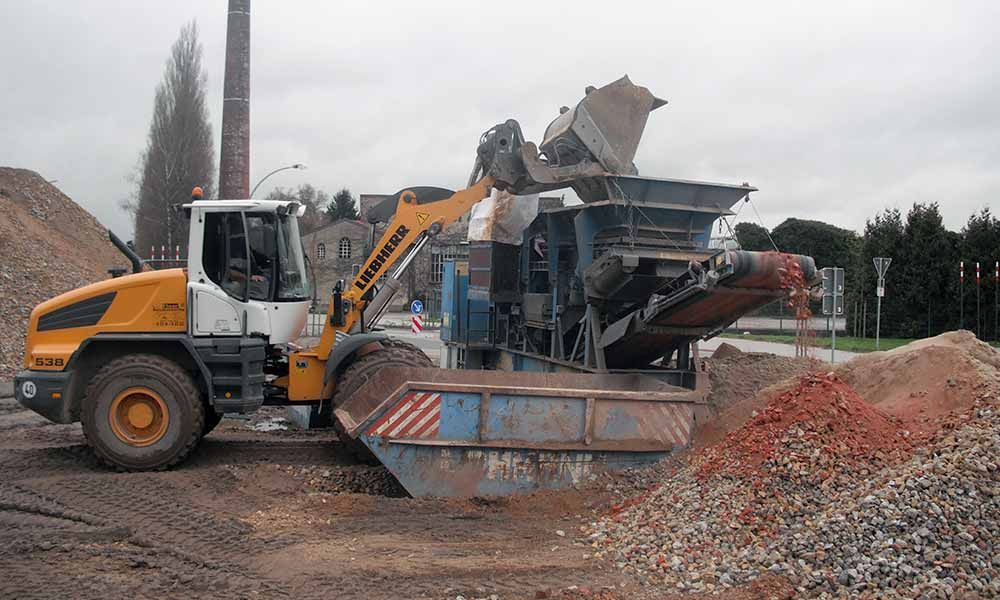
[0,397,804,600]
[0,399,645,600]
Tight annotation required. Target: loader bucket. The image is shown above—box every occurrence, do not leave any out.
[335,368,706,497]
[539,75,667,176]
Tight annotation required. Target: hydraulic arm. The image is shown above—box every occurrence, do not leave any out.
[312,176,495,358]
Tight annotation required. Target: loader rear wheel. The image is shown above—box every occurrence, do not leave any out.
[331,338,432,464]
[81,354,204,471]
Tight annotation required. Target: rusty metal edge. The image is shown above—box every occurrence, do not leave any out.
[384,438,676,453]
[399,381,704,403]
[336,377,705,439]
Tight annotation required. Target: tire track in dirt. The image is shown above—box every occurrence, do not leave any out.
[0,407,632,599]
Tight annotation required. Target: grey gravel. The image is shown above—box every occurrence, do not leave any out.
[585,396,998,598]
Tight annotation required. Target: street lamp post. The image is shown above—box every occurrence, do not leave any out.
[249,163,307,198]
[873,257,892,351]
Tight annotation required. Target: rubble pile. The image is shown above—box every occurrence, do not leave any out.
[0,167,125,379]
[586,339,999,598]
[773,412,999,597]
[837,330,1000,423]
[697,374,908,478]
[703,351,820,414]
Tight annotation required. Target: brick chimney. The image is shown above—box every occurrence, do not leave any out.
[219,0,250,199]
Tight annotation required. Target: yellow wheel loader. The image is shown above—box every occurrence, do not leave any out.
[14,174,494,470]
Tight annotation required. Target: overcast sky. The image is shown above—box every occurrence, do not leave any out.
[2,1,997,240]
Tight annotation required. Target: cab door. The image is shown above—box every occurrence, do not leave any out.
[187,209,271,338]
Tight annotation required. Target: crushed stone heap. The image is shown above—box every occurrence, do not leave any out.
[0,167,126,379]
[697,374,909,478]
[586,337,999,598]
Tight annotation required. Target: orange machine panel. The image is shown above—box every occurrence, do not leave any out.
[23,269,189,371]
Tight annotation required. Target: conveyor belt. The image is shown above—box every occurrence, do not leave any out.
[600,251,816,368]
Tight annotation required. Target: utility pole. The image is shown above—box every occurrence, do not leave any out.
[853,300,858,337]
[873,257,892,351]
[862,296,867,338]
[959,261,964,330]
[976,262,981,339]
[995,261,998,342]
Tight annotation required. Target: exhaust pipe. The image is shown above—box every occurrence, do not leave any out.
[109,230,145,274]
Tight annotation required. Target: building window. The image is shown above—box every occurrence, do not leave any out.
[430,244,467,284]
[339,237,351,259]
[316,242,326,260]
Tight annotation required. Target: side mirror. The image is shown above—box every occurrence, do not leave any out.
[331,280,345,327]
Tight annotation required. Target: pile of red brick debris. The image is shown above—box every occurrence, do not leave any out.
[585,333,999,598]
[696,373,908,479]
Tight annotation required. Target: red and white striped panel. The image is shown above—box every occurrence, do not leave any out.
[366,392,440,439]
[634,403,693,447]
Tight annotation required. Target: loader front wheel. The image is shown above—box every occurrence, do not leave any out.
[202,408,224,436]
[81,354,204,471]
[331,338,432,464]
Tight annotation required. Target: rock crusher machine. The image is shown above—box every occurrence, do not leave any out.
[16,77,816,496]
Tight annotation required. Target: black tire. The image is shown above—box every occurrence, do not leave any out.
[203,409,223,436]
[331,338,432,464]
[81,354,204,471]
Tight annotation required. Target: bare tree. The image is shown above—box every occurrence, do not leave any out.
[133,22,215,256]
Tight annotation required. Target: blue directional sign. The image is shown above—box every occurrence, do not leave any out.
[410,299,424,315]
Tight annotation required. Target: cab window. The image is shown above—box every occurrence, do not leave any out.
[202,212,249,301]
[246,213,276,301]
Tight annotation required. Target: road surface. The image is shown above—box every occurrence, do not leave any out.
[700,336,858,364]
[303,313,859,365]
[376,327,860,365]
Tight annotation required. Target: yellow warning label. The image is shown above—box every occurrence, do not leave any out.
[416,212,430,225]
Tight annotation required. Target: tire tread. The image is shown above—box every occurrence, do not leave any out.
[331,338,432,463]
[81,353,204,472]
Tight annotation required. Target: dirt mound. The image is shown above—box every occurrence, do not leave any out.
[704,352,820,413]
[697,352,821,447]
[711,341,742,359]
[0,167,126,379]
[697,373,907,478]
[836,330,1000,429]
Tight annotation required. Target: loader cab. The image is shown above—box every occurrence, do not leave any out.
[183,200,312,344]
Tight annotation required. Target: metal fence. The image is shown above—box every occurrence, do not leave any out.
[144,246,186,271]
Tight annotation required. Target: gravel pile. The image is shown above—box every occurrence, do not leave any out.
[704,351,820,414]
[585,373,998,598]
[776,411,998,597]
[698,374,908,478]
[0,167,126,379]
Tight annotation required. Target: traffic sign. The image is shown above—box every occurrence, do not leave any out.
[820,267,845,316]
[821,267,846,363]
[873,257,892,279]
[410,299,424,315]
